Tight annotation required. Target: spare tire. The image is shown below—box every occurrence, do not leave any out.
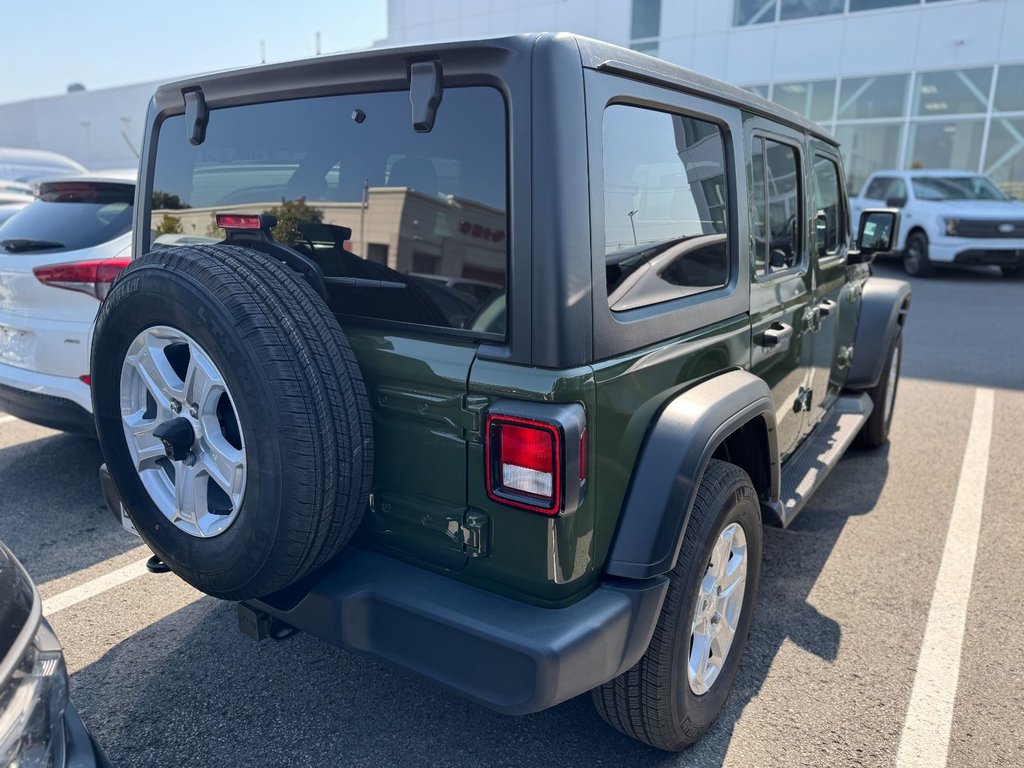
[92,244,373,599]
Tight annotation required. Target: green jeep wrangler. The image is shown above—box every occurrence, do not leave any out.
[94,33,911,751]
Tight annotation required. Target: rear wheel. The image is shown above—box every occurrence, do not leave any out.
[902,232,933,277]
[856,330,902,449]
[592,460,762,751]
[92,244,373,599]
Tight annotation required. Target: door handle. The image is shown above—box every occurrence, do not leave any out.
[817,299,837,317]
[762,322,793,348]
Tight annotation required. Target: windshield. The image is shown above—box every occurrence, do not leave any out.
[0,181,133,253]
[911,176,1008,201]
[149,86,508,337]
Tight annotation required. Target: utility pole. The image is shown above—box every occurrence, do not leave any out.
[360,178,369,258]
[628,209,639,246]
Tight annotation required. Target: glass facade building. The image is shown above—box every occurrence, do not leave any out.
[385,0,1024,196]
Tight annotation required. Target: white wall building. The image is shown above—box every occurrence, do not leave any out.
[385,0,1024,194]
[1,0,1021,194]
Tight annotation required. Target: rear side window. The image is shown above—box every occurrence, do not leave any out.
[602,104,730,312]
[149,87,508,337]
[864,175,905,202]
[0,181,133,253]
[750,137,801,276]
[813,155,846,256]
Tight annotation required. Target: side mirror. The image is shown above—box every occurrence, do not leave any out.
[849,209,901,264]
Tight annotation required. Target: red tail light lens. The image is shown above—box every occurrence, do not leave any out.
[33,257,131,300]
[216,213,263,230]
[486,415,561,515]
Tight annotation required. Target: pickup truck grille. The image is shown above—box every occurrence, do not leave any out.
[957,219,1024,238]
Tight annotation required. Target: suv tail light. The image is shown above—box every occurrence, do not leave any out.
[33,257,131,300]
[485,405,587,516]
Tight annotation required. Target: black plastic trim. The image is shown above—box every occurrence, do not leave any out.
[845,276,911,390]
[0,383,95,435]
[604,369,778,580]
[245,547,669,715]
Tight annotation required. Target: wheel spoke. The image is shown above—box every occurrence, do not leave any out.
[718,547,747,598]
[174,463,201,525]
[127,337,181,410]
[184,346,224,412]
[201,441,245,510]
[123,412,165,470]
[689,629,713,691]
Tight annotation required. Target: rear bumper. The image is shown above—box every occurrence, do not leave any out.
[0,381,95,434]
[246,548,669,715]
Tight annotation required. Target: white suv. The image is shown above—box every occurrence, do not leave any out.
[850,169,1024,277]
[0,174,134,432]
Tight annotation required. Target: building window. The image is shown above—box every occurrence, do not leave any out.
[602,104,730,312]
[838,75,908,120]
[835,123,904,194]
[912,68,992,116]
[773,80,837,122]
[735,0,777,24]
[984,117,1024,199]
[780,0,844,21]
[994,64,1024,113]
[630,0,661,56]
[848,0,916,9]
[907,119,986,174]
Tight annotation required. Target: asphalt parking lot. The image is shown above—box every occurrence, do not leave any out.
[2,261,1022,768]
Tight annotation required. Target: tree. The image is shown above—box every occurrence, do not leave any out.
[152,191,190,210]
[262,197,323,246]
[154,214,183,237]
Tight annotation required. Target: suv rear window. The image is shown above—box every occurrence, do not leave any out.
[149,87,508,337]
[601,104,730,312]
[0,181,133,253]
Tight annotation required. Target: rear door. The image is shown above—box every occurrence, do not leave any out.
[807,147,851,427]
[747,124,814,459]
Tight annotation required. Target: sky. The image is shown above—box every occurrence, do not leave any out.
[0,0,388,104]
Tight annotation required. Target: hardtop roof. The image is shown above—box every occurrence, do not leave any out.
[151,32,836,147]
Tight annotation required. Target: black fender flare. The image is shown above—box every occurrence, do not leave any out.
[846,276,912,390]
[604,369,779,580]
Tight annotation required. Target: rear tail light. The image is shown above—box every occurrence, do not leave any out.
[33,258,131,300]
[216,213,275,230]
[486,415,562,515]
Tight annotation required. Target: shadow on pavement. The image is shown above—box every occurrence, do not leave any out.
[71,447,890,768]
[0,431,138,583]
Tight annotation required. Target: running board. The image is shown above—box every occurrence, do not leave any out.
[774,393,873,527]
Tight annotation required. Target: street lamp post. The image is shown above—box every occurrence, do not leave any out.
[628,209,639,246]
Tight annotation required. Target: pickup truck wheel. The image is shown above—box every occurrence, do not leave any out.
[855,330,902,449]
[92,244,373,599]
[591,460,762,751]
[902,233,933,277]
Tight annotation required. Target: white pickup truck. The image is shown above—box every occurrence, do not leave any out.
[849,169,1024,277]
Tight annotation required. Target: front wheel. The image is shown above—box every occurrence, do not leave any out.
[592,460,762,751]
[902,232,933,277]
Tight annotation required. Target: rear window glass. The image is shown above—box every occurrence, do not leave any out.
[0,181,133,253]
[149,87,508,337]
[602,104,730,313]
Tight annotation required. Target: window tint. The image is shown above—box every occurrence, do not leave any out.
[150,87,508,336]
[750,138,801,275]
[0,181,133,253]
[813,155,845,256]
[602,104,730,312]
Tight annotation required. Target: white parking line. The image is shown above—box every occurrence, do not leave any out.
[41,557,151,616]
[0,414,17,425]
[895,387,994,768]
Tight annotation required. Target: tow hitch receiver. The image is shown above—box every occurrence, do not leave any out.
[237,603,299,642]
